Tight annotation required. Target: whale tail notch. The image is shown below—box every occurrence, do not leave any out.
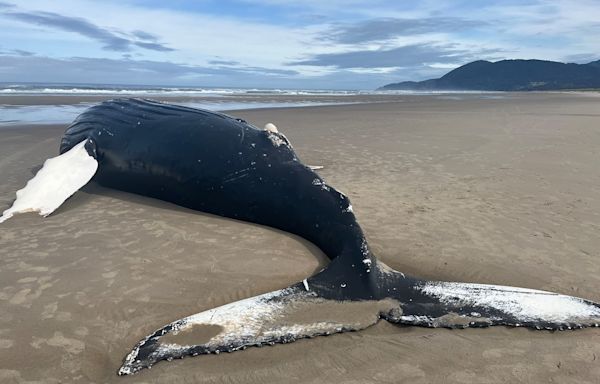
[0,139,98,223]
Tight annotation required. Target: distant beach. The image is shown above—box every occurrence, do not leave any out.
[0,83,506,126]
[1,92,599,383]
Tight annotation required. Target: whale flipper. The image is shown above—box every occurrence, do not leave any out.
[392,280,600,330]
[0,139,97,223]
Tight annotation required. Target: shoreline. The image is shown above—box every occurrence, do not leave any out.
[0,93,409,106]
[3,91,599,128]
[0,92,578,128]
[1,93,599,383]
[1,89,598,107]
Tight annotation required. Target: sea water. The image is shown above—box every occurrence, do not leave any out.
[0,83,503,126]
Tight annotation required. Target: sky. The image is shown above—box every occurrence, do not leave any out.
[0,0,598,89]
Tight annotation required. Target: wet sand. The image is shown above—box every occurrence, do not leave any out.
[1,93,600,383]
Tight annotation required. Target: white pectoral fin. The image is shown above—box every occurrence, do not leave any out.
[0,140,98,223]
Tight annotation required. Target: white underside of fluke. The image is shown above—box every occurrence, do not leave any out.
[0,140,97,223]
[421,281,600,324]
[119,287,399,375]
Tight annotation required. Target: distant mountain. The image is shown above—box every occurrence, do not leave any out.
[378,59,600,91]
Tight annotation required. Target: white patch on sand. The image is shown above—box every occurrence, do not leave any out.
[0,140,97,223]
[421,281,600,323]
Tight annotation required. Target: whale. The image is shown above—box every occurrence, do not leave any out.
[1,98,599,375]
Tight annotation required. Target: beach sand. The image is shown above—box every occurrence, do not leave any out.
[1,93,599,383]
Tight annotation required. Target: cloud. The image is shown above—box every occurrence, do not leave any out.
[231,65,297,76]
[5,11,131,51]
[0,54,299,86]
[131,30,159,42]
[11,49,34,56]
[133,41,175,52]
[562,53,600,64]
[290,43,498,69]
[2,0,599,89]
[237,0,392,15]
[209,59,242,66]
[3,10,173,52]
[0,47,34,56]
[326,17,490,44]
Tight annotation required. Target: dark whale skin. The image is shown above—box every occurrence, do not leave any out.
[59,98,379,300]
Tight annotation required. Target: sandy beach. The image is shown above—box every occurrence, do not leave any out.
[1,92,600,383]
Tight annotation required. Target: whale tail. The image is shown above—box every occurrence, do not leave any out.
[390,278,600,330]
[118,263,600,375]
[0,139,97,224]
[118,284,398,375]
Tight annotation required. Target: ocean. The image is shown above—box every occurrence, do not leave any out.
[0,83,502,126]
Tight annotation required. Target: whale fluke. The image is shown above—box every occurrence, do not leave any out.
[394,280,600,330]
[118,260,600,374]
[118,285,400,375]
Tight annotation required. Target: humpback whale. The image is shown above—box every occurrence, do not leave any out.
[1,98,598,375]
